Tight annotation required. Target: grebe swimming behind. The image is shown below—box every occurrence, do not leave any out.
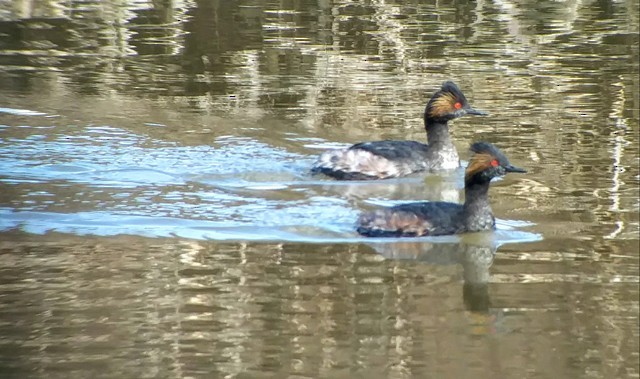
[356,142,526,237]
[311,81,487,180]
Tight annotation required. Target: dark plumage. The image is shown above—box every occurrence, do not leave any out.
[311,81,487,180]
[356,142,526,237]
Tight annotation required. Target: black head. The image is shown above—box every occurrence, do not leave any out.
[465,142,526,183]
[425,81,488,123]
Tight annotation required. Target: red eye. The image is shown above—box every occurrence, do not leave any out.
[490,159,499,167]
[454,102,462,110]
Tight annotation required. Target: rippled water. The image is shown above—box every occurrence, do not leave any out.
[0,1,638,378]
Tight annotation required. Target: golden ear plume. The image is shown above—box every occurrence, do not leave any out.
[465,152,494,179]
[428,92,457,118]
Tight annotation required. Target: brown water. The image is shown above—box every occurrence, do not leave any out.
[0,1,638,378]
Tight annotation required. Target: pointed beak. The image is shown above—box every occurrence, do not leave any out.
[465,107,489,116]
[505,165,527,173]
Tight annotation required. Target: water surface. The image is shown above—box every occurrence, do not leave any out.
[0,1,638,378]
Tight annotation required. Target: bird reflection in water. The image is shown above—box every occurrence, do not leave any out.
[365,233,502,335]
[316,170,463,203]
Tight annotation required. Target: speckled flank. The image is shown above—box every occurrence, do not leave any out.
[311,141,460,180]
[312,148,414,179]
[356,209,433,237]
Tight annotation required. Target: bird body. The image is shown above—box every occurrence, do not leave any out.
[312,81,486,180]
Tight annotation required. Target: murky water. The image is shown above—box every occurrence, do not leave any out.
[0,1,638,378]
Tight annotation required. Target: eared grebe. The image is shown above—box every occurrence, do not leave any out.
[311,81,487,180]
[356,142,526,237]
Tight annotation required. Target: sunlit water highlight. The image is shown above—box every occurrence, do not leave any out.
[0,113,541,244]
[0,1,637,378]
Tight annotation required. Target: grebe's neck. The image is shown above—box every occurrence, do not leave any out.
[462,179,494,231]
[425,119,453,147]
